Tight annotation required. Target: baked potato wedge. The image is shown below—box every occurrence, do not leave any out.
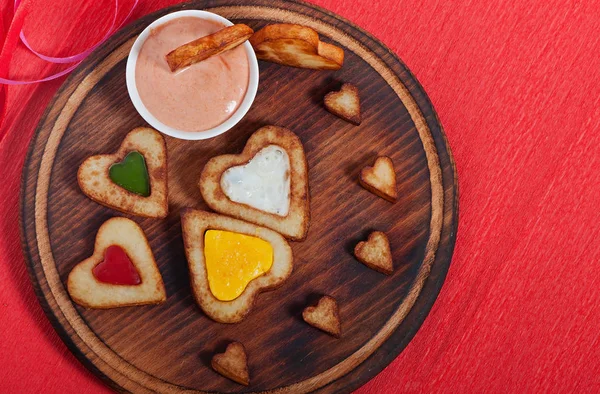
[166,24,253,72]
[249,24,344,70]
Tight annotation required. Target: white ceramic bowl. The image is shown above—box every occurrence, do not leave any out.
[126,10,259,140]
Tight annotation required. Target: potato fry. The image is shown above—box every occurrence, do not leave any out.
[166,24,254,72]
[249,24,344,70]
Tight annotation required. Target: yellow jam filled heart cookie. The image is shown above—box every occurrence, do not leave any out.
[181,209,293,323]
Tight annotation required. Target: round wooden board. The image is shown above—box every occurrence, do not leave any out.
[20,0,458,392]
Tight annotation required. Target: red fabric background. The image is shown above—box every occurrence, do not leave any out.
[2,0,600,392]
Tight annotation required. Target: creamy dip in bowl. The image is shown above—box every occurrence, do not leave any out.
[126,11,259,140]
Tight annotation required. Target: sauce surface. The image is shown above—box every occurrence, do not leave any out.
[108,151,150,197]
[221,145,291,216]
[92,245,142,286]
[135,17,249,132]
[204,230,273,301]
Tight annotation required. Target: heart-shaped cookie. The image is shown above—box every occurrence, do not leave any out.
[324,83,361,125]
[181,209,293,323]
[302,295,342,337]
[359,156,397,202]
[354,231,394,275]
[199,126,310,240]
[211,342,250,386]
[108,151,150,197]
[67,217,166,308]
[78,127,168,218]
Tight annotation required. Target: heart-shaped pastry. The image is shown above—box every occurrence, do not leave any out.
[354,231,394,275]
[302,295,342,337]
[324,83,361,125]
[181,209,293,323]
[199,126,310,240]
[359,156,397,202]
[78,127,168,218]
[67,217,166,308]
[108,151,150,197]
[211,342,250,386]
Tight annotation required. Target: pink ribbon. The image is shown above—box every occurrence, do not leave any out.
[0,0,139,142]
[0,0,138,85]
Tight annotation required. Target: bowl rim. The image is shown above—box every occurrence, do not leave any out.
[125,10,259,141]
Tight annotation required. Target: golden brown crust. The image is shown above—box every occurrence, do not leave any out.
[165,24,254,72]
[249,23,343,70]
[181,209,293,323]
[249,24,320,47]
[317,40,345,66]
[302,295,341,338]
[354,231,394,275]
[67,217,166,308]
[211,342,250,386]
[324,83,361,125]
[199,125,310,240]
[359,156,397,202]
[77,127,168,218]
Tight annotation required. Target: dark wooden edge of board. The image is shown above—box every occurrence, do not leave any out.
[19,0,459,392]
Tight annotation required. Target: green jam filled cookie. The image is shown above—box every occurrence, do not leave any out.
[109,151,150,197]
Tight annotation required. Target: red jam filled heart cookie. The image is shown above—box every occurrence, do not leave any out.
[92,245,142,285]
[67,217,166,308]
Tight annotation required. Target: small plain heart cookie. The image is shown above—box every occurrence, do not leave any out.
[302,295,342,337]
[354,231,394,275]
[199,126,310,240]
[211,342,250,386]
[324,83,361,125]
[67,217,166,308]
[359,156,397,202]
[77,127,168,218]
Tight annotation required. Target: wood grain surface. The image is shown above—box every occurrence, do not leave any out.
[19,0,457,392]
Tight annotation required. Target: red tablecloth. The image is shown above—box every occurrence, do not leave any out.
[2,0,600,392]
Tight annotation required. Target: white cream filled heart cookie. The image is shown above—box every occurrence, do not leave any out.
[199,126,310,240]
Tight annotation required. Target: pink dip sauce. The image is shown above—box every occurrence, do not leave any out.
[135,17,249,132]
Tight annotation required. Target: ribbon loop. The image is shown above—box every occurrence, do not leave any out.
[0,0,138,140]
[0,0,139,85]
